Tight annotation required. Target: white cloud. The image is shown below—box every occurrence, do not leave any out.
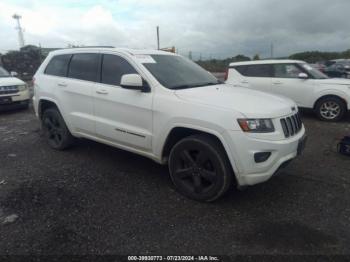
[1,0,350,58]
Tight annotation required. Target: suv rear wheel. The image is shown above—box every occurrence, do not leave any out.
[315,96,346,122]
[42,108,75,150]
[168,134,233,202]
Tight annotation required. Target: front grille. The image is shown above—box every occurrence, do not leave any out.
[0,86,19,95]
[280,112,303,138]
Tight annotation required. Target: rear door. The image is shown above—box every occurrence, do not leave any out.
[55,53,100,135]
[230,64,273,93]
[93,53,153,151]
[271,63,314,107]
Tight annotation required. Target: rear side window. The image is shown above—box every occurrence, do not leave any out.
[233,64,272,77]
[68,53,100,82]
[45,54,71,77]
[101,54,137,85]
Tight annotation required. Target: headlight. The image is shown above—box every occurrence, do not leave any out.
[17,85,27,91]
[238,119,275,133]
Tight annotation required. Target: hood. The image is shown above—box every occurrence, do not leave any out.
[175,84,296,118]
[316,78,350,86]
[0,77,25,86]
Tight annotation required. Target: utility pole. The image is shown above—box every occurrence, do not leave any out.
[156,26,160,50]
[13,14,25,49]
[270,43,274,58]
[39,43,43,62]
[189,51,192,60]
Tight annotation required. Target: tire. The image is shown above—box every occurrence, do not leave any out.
[168,134,233,202]
[315,96,346,122]
[42,108,75,150]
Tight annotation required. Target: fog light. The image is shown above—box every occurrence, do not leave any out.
[254,152,271,163]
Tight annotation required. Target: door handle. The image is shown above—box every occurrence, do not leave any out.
[57,82,67,87]
[96,89,109,94]
[273,81,282,85]
[241,80,249,84]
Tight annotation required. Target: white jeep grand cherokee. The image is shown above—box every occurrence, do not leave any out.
[226,60,350,122]
[33,48,306,202]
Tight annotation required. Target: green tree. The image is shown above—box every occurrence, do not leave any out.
[1,45,44,80]
[289,51,342,63]
[253,54,260,60]
[231,54,251,62]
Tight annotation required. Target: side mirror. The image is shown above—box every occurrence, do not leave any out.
[298,73,308,79]
[10,71,18,77]
[120,74,150,92]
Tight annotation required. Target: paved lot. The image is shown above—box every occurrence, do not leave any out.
[0,107,349,256]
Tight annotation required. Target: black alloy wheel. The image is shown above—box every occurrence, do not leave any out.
[169,135,233,202]
[42,108,74,150]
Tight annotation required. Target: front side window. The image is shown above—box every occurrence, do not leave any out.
[142,55,219,89]
[273,64,303,78]
[300,63,328,79]
[234,64,272,77]
[45,54,71,77]
[101,54,137,86]
[68,53,100,82]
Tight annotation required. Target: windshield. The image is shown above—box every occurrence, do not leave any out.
[0,67,10,77]
[301,63,328,79]
[142,55,220,89]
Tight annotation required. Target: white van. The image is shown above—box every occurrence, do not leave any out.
[226,60,350,121]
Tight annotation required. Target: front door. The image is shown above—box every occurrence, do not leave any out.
[271,63,314,107]
[93,53,153,151]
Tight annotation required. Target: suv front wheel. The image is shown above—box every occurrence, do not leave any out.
[315,96,346,122]
[42,108,75,150]
[168,134,233,202]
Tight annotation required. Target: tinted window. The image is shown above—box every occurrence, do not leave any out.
[45,54,71,77]
[234,64,272,77]
[274,64,303,78]
[68,53,99,82]
[143,55,219,89]
[101,54,137,85]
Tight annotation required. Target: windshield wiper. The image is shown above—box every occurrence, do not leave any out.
[171,81,221,90]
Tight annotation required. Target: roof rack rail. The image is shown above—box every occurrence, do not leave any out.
[68,46,115,48]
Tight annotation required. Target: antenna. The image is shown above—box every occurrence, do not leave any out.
[12,14,25,48]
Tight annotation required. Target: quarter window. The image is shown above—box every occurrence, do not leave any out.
[273,64,303,78]
[233,64,272,77]
[45,54,71,77]
[101,54,137,86]
[68,53,100,82]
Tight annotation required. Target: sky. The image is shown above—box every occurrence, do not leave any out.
[0,0,350,59]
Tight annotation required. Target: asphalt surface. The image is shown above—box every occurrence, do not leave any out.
[0,106,349,256]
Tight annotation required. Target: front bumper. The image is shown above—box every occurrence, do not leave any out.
[0,89,30,110]
[223,126,306,186]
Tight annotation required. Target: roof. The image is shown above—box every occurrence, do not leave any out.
[229,59,305,66]
[48,47,176,57]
